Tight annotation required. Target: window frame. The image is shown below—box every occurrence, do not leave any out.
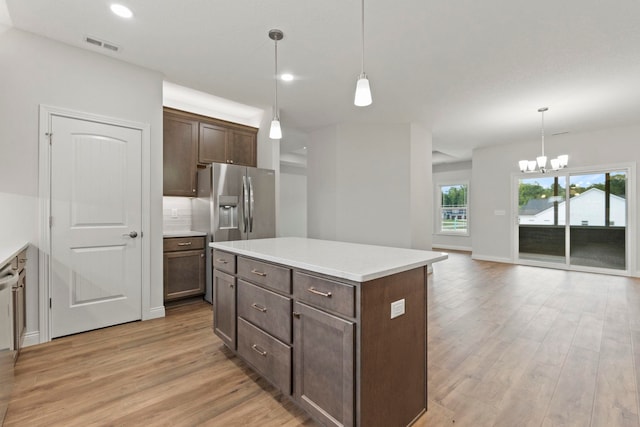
[436,181,470,236]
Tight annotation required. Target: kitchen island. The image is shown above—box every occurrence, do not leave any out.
[209,237,447,427]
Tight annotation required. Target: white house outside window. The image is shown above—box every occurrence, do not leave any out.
[438,183,469,235]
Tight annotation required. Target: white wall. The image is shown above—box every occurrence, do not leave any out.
[410,124,433,250]
[0,28,164,342]
[307,123,432,249]
[432,161,472,251]
[279,166,307,237]
[307,126,338,241]
[256,108,281,234]
[472,124,640,274]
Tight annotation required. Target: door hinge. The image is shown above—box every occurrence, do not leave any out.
[49,216,53,228]
[49,298,52,309]
[45,132,53,144]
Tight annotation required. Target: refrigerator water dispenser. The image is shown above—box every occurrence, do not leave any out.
[218,195,238,229]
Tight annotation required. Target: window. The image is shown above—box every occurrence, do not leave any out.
[438,183,468,234]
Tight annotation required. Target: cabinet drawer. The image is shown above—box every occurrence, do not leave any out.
[293,272,355,318]
[237,257,291,294]
[237,317,291,395]
[163,237,205,252]
[238,280,291,343]
[213,250,236,274]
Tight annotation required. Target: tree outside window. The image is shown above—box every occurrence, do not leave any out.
[439,184,468,234]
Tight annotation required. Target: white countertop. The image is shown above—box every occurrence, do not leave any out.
[0,242,29,269]
[163,231,208,238]
[210,237,448,282]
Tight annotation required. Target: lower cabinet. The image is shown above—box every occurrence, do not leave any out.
[212,251,427,427]
[237,318,291,393]
[293,301,355,427]
[163,236,205,302]
[213,269,236,349]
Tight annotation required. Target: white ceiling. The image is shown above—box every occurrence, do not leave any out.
[6,0,640,161]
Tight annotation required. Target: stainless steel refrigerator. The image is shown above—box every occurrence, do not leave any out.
[192,163,276,302]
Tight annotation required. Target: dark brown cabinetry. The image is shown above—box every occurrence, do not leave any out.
[198,122,256,166]
[293,301,354,427]
[163,236,205,302]
[211,249,428,427]
[163,113,198,197]
[163,108,257,196]
[213,269,236,349]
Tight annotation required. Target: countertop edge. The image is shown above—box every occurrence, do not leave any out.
[210,240,448,282]
[0,242,30,270]
[163,231,208,238]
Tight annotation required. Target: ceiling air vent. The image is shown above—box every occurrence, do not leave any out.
[83,35,120,53]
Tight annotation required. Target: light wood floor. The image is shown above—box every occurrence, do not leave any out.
[5,252,640,426]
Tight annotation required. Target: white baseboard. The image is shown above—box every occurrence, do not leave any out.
[471,254,513,264]
[23,331,41,347]
[432,244,472,252]
[146,305,166,320]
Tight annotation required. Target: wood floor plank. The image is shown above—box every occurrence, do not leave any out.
[542,346,600,426]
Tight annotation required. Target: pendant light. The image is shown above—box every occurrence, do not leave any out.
[269,29,283,140]
[518,107,568,173]
[354,0,372,107]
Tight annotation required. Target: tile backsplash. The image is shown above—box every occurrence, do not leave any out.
[163,197,192,232]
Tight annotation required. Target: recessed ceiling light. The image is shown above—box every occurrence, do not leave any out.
[281,73,294,82]
[110,4,133,19]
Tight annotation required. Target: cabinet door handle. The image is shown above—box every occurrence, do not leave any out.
[307,287,332,298]
[229,283,234,288]
[292,312,301,318]
[251,303,267,313]
[216,258,228,264]
[251,269,267,277]
[177,242,192,246]
[251,344,267,357]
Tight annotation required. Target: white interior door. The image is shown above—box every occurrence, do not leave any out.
[50,115,142,338]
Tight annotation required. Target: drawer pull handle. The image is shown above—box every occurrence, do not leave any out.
[216,258,228,264]
[177,242,192,246]
[251,269,267,277]
[307,287,332,298]
[251,303,267,313]
[251,344,267,357]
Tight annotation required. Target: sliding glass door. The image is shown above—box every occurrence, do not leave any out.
[518,176,567,264]
[517,168,628,273]
[568,171,626,270]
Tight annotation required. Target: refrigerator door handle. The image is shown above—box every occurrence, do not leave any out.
[248,176,255,232]
[242,175,249,232]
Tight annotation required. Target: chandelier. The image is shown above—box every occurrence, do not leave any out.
[518,107,568,173]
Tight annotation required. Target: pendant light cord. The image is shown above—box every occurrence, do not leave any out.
[274,39,279,119]
[361,0,365,75]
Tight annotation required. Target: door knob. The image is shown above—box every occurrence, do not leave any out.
[123,231,138,238]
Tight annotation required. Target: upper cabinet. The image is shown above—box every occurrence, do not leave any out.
[198,122,228,164]
[163,107,258,196]
[163,112,199,197]
[199,123,256,166]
